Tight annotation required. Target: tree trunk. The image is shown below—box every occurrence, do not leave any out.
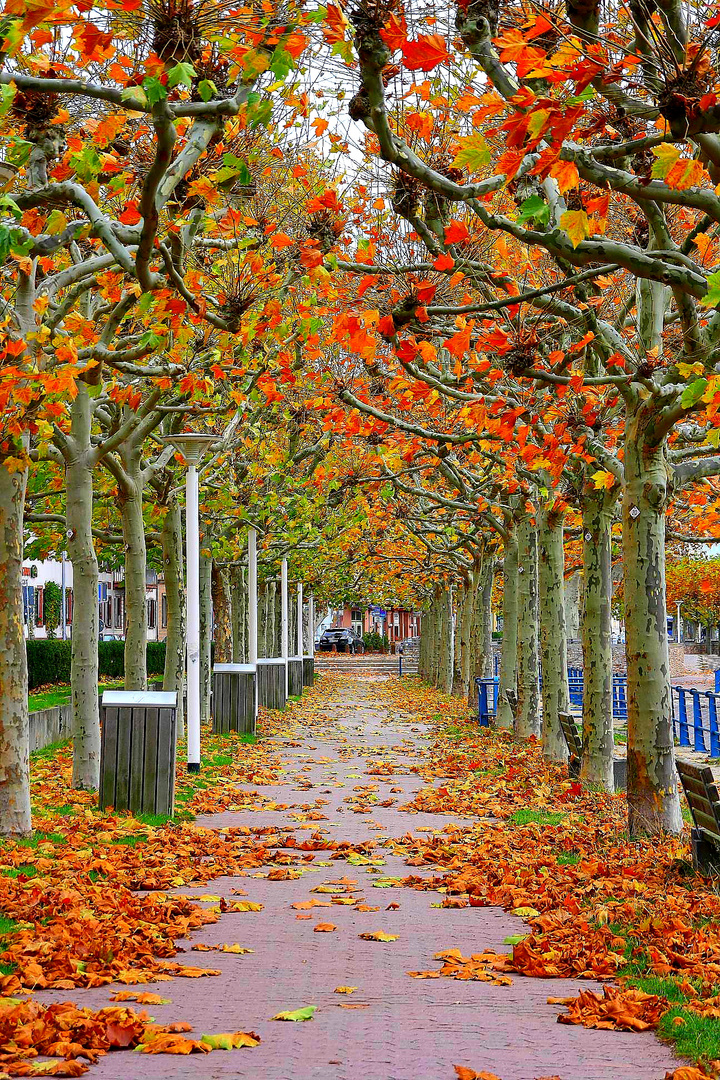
[515,512,540,739]
[199,555,212,726]
[0,456,31,835]
[211,564,233,663]
[624,411,682,834]
[496,535,518,730]
[161,498,185,740]
[438,586,454,694]
[231,567,246,662]
[66,391,100,791]
[580,491,615,791]
[119,474,147,691]
[537,502,569,762]
[453,578,473,697]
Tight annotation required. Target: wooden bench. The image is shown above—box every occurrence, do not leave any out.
[676,759,720,874]
[558,711,627,789]
[559,711,582,778]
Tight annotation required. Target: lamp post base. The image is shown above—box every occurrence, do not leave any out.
[187,761,201,773]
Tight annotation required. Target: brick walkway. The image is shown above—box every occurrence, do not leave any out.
[38,676,679,1080]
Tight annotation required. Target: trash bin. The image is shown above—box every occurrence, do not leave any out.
[256,658,287,710]
[212,663,256,735]
[288,657,303,698]
[99,691,177,815]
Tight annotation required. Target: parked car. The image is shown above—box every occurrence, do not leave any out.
[317,628,365,654]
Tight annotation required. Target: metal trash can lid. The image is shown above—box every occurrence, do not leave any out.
[102,690,177,707]
[214,663,256,673]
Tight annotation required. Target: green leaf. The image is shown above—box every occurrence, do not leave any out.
[142,76,168,105]
[566,85,595,105]
[701,269,720,309]
[167,62,197,88]
[705,428,720,449]
[270,48,294,80]
[247,97,273,129]
[197,79,217,102]
[451,132,490,173]
[517,195,549,226]
[503,934,528,945]
[121,84,148,108]
[0,193,21,220]
[271,1005,317,1022]
[0,224,11,263]
[681,377,708,408]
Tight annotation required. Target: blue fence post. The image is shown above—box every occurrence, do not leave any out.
[707,692,720,757]
[676,688,691,747]
[715,668,720,694]
[479,680,489,727]
[691,689,707,753]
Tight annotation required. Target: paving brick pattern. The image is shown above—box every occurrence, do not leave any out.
[38,677,680,1080]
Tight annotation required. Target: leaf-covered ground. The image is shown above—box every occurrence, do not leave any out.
[0,673,715,1078]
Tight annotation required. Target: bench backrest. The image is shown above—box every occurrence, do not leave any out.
[676,759,720,844]
[558,711,582,760]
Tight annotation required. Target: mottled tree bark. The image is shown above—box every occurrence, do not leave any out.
[515,512,540,739]
[581,490,615,791]
[231,567,247,662]
[211,563,233,663]
[537,500,569,762]
[437,586,454,694]
[118,470,147,691]
[496,534,518,730]
[0,455,31,835]
[199,554,212,726]
[161,498,185,740]
[66,388,100,791]
[624,408,682,835]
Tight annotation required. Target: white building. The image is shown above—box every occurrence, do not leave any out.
[22,558,162,641]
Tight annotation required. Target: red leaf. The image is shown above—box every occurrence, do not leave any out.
[401,34,449,72]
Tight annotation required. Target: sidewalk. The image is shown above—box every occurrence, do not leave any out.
[34,674,680,1080]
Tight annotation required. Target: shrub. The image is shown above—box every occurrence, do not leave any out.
[363,631,389,653]
[43,583,62,639]
[27,640,167,690]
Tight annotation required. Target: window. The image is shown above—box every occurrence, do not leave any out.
[147,598,157,630]
[161,594,168,629]
[114,595,123,628]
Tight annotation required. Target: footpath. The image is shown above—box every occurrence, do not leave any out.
[25,672,689,1080]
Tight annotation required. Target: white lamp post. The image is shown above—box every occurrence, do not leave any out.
[163,433,215,772]
[296,581,303,657]
[307,594,315,655]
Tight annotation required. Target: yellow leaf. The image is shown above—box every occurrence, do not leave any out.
[591,470,616,492]
[359,930,399,942]
[650,143,680,180]
[334,986,358,994]
[559,209,589,249]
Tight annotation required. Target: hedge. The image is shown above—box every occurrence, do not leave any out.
[27,639,166,691]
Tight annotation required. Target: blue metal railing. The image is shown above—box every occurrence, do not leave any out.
[671,686,720,756]
[477,666,629,725]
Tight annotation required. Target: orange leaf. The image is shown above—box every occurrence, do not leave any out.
[401,34,449,72]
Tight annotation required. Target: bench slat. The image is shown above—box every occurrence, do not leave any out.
[684,793,720,833]
[677,761,716,784]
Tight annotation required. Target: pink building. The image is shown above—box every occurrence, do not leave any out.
[331,605,421,643]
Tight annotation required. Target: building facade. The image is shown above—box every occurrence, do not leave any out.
[22,557,163,642]
[330,604,421,642]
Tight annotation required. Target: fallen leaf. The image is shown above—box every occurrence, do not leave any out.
[314,922,337,932]
[271,1005,317,1022]
[334,986,358,994]
[359,931,398,942]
